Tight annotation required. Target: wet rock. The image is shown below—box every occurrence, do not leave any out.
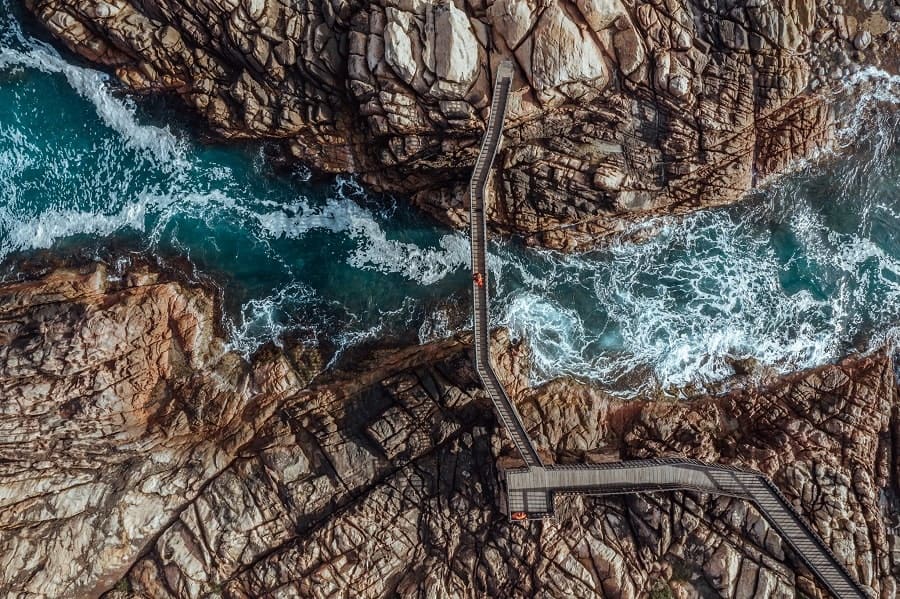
[1,264,898,598]
[27,0,900,250]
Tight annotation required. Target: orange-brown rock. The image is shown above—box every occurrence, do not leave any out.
[0,264,319,597]
[2,264,898,598]
[26,0,900,250]
[517,351,900,597]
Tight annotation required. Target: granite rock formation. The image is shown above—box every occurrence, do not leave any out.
[0,263,323,597]
[1,264,898,598]
[516,351,900,598]
[26,0,900,249]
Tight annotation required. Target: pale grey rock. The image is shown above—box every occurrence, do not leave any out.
[613,21,645,76]
[384,15,417,84]
[431,1,478,85]
[530,1,608,92]
[488,0,538,49]
[668,73,690,97]
[855,30,872,50]
[575,0,624,32]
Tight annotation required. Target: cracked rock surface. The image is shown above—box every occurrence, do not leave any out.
[517,349,900,598]
[2,263,899,598]
[27,0,900,249]
[0,263,321,598]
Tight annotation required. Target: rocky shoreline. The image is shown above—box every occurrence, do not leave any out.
[3,0,900,596]
[0,261,898,598]
[25,0,900,250]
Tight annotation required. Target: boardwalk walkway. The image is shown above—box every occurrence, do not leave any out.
[467,60,869,599]
[468,60,543,469]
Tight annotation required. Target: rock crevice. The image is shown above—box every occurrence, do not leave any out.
[1,264,898,598]
[27,0,900,250]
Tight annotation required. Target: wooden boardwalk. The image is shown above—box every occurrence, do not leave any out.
[468,60,543,469]
[467,60,869,599]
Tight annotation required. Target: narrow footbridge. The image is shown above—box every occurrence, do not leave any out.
[468,60,869,599]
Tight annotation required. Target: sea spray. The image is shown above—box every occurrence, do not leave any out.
[250,177,471,285]
[494,74,900,394]
[0,48,186,168]
[3,5,900,397]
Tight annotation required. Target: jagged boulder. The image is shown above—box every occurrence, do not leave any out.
[25,0,900,251]
[432,1,479,86]
[530,1,609,95]
[1,264,898,597]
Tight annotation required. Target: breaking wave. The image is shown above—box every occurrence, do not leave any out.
[0,6,467,364]
[0,35,186,167]
[251,178,471,285]
[3,0,900,397]
[494,68,900,394]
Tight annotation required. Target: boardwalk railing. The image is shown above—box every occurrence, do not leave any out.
[505,461,866,599]
[468,61,542,468]
[466,60,869,599]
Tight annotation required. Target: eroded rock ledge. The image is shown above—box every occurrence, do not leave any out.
[1,263,898,598]
[27,0,900,249]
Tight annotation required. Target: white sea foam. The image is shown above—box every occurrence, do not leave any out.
[506,293,592,378]
[326,297,420,367]
[497,165,896,394]
[250,179,470,285]
[0,199,156,260]
[418,307,452,344]
[0,39,186,168]
[3,1,899,397]
[347,231,469,285]
[484,64,900,395]
[0,185,215,260]
[0,125,37,179]
[227,282,318,356]
[839,67,900,144]
[17,203,146,246]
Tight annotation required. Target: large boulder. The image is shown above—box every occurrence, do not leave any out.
[431,1,478,85]
[576,0,625,32]
[384,11,418,85]
[530,1,608,92]
[27,0,900,250]
[488,0,540,49]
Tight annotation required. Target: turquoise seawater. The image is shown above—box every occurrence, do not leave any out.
[2,3,899,395]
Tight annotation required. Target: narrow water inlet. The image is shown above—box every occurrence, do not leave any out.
[1,5,899,397]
